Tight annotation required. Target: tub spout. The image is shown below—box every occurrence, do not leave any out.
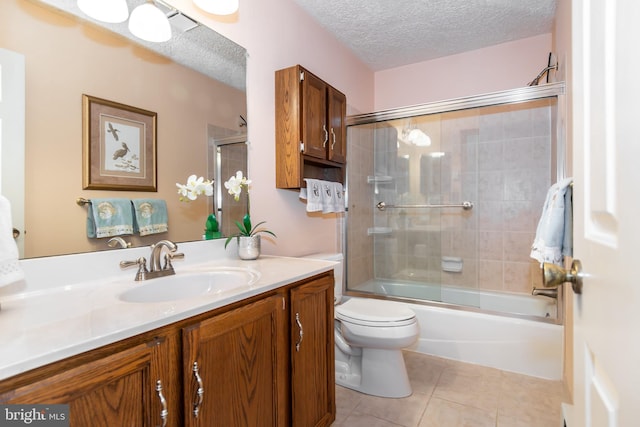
[532,287,558,299]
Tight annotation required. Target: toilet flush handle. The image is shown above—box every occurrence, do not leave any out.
[295,312,304,352]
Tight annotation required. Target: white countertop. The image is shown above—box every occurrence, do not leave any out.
[0,241,337,381]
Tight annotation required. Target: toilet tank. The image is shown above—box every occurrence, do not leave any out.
[301,253,344,303]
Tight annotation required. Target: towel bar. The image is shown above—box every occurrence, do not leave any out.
[76,197,91,206]
[377,201,473,211]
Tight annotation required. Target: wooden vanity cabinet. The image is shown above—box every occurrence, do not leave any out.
[182,293,288,427]
[275,64,347,189]
[290,273,335,427]
[0,335,177,427]
[0,272,335,427]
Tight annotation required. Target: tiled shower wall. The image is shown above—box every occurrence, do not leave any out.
[347,99,555,296]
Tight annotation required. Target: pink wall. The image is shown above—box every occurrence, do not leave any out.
[169,0,375,256]
[373,34,553,111]
[168,1,555,257]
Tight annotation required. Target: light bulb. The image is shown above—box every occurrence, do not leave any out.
[128,2,172,43]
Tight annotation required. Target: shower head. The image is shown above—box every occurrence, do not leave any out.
[528,52,559,86]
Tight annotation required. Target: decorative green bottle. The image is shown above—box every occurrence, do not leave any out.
[204,214,221,240]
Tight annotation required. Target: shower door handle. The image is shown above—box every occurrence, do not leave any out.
[542,259,583,294]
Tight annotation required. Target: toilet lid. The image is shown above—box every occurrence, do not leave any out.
[335,298,416,326]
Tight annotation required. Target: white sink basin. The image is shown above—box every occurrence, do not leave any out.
[119,267,260,303]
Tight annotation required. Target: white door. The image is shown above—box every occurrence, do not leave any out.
[0,48,25,258]
[566,0,640,426]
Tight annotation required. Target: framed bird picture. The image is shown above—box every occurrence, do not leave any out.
[82,94,157,191]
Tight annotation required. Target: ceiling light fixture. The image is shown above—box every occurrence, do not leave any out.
[77,0,129,23]
[193,0,239,16]
[399,127,431,147]
[128,1,172,43]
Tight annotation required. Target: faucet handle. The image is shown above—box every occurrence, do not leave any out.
[163,252,184,270]
[120,257,149,281]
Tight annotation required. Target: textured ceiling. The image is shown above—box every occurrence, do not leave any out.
[294,0,558,71]
[35,0,246,91]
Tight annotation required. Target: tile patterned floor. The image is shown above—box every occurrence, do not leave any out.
[332,351,565,427]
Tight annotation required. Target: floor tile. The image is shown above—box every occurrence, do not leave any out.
[331,351,564,427]
[419,397,497,427]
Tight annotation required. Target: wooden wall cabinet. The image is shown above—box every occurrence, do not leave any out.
[276,64,347,189]
[0,273,335,427]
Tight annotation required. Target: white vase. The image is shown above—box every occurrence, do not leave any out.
[237,235,260,260]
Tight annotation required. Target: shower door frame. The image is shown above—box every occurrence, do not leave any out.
[344,82,567,325]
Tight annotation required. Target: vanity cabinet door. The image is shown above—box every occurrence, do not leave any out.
[290,274,336,427]
[0,336,175,427]
[182,294,288,427]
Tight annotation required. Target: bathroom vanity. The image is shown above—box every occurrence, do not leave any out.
[0,242,336,426]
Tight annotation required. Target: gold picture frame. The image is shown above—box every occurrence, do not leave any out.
[82,94,157,191]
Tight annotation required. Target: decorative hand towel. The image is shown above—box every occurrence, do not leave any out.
[331,182,345,213]
[530,177,573,265]
[321,180,335,213]
[0,195,24,288]
[302,178,324,212]
[132,199,168,236]
[86,198,134,238]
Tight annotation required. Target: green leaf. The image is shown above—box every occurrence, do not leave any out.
[243,214,252,235]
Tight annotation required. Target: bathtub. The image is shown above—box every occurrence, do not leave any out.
[346,280,563,380]
[361,279,558,319]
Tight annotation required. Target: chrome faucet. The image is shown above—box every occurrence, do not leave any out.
[149,240,181,273]
[532,287,558,299]
[120,240,184,281]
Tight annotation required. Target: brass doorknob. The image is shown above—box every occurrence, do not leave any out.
[542,259,583,294]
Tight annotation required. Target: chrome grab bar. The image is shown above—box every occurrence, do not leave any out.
[377,201,474,211]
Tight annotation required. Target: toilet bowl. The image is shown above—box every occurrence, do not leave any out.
[303,253,419,398]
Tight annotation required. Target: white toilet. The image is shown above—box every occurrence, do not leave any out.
[305,253,419,398]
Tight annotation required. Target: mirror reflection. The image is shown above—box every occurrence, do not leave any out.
[1,0,247,259]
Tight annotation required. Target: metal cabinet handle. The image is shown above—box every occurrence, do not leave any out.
[156,380,168,427]
[295,312,304,352]
[322,124,329,147]
[330,127,336,149]
[192,362,205,418]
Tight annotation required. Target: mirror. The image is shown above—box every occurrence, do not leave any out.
[1,0,247,258]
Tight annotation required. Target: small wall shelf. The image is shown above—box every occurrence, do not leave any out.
[367,175,393,184]
[367,227,393,236]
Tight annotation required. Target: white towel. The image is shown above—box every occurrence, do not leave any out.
[328,182,345,213]
[321,181,334,213]
[0,195,25,288]
[300,179,345,213]
[301,179,324,212]
[530,177,573,265]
